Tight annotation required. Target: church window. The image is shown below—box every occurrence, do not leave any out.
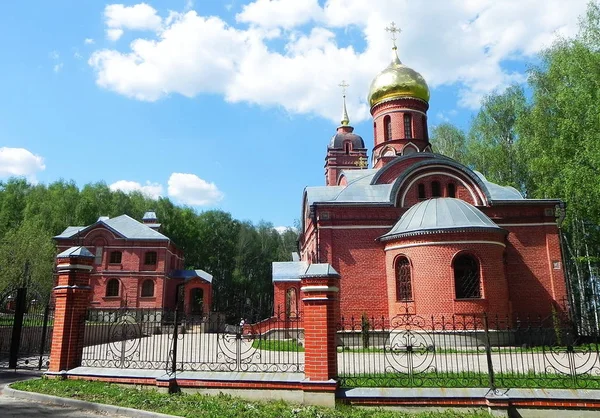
[144,251,157,265]
[432,181,441,197]
[418,183,426,200]
[448,183,456,198]
[454,254,481,299]
[396,257,412,301]
[384,115,392,140]
[141,279,154,297]
[422,115,428,140]
[404,114,413,139]
[109,251,122,264]
[106,279,120,297]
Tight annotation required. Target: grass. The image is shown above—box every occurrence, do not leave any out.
[339,371,600,389]
[252,339,305,352]
[337,344,600,355]
[12,378,489,418]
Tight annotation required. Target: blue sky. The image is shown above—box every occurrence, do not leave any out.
[0,0,588,228]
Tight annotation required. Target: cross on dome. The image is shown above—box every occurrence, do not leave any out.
[339,80,350,126]
[385,22,401,49]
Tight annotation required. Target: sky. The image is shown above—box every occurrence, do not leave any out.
[0,0,590,229]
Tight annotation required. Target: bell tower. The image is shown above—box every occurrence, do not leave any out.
[368,23,431,169]
[324,81,368,186]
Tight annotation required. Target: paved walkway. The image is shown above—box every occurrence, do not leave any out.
[0,369,179,417]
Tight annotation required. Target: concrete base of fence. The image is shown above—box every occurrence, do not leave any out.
[338,387,600,417]
[47,368,337,407]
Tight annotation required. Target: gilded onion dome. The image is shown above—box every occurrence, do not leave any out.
[367,47,430,108]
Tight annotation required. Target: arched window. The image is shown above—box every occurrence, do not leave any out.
[396,257,412,301]
[286,287,298,318]
[418,183,426,200]
[144,251,157,265]
[141,280,154,297]
[422,114,428,140]
[403,144,417,155]
[448,183,456,198]
[384,115,392,140]
[373,122,377,139]
[109,251,122,264]
[431,181,441,197]
[106,279,120,297]
[404,114,413,139]
[454,254,481,299]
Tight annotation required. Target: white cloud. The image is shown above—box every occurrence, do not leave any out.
[105,3,162,40]
[109,180,163,199]
[167,173,224,206]
[236,0,322,29]
[84,38,95,45]
[274,226,290,234]
[53,63,64,73]
[89,0,588,120]
[0,147,45,180]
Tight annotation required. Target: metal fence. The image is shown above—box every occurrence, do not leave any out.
[0,290,54,370]
[337,313,600,389]
[81,307,304,373]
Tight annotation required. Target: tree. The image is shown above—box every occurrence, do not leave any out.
[466,85,529,192]
[429,123,466,161]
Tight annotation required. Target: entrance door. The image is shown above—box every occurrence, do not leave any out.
[190,288,204,315]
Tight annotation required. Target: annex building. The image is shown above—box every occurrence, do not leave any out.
[54,211,213,315]
[273,35,568,321]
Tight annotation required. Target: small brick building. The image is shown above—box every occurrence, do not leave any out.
[273,45,568,321]
[54,211,212,315]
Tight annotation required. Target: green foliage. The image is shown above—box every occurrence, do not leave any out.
[0,178,297,316]
[429,123,466,161]
[12,378,489,417]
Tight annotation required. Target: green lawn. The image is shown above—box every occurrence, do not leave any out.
[252,339,305,352]
[339,371,600,389]
[12,378,489,418]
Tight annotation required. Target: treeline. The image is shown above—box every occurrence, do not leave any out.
[430,2,600,327]
[0,179,298,318]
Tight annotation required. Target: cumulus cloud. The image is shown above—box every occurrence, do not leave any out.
[167,173,224,206]
[109,180,163,199]
[104,3,162,40]
[90,0,588,119]
[0,147,46,180]
[236,0,322,29]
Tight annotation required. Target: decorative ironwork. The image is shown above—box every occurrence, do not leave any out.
[454,254,481,299]
[82,306,304,374]
[338,313,600,389]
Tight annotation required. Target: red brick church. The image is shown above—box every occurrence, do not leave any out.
[273,36,568,321]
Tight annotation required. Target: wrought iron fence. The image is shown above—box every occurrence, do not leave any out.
[81,307,304,373]
[0,298,54,370]
[337,313,600,389]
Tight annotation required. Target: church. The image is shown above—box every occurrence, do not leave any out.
[272,27,568,321]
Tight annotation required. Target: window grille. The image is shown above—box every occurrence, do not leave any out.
[109,251,122,264]
[404,114,412,139]
[454,255,481,299]
[144,251,157,265]
[396,257,412,301]
[384,115,392,140]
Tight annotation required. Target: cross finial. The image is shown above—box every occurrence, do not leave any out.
[385,22,401,48]
[339,80,349,97]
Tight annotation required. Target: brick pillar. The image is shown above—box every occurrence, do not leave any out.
[300,263,340,406]
[49,246,94,373]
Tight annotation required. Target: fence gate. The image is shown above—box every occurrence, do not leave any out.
[0,288,54,370]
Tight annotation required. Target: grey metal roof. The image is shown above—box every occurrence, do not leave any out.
[171,269,213,283]
[381,198,503,240]
[301,263,340,278]
[329,132,365,150]
[272,261,308,282]
[54,214,170,241]
[56,246,95,259]
[473,171,524,200]
[143,211,158,220]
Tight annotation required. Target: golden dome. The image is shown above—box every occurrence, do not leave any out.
[368,49,430,108]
